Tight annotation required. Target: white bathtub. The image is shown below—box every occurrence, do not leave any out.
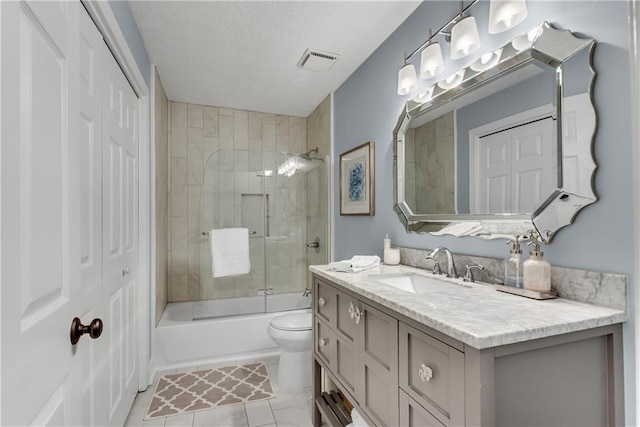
[153,293,311,372]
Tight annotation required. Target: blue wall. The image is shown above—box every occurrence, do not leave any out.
[333,1,635,423]
[108,0,151,87]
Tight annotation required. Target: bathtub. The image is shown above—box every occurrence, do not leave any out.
[153,293,311,372]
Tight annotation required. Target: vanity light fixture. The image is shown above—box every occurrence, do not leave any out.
[470,48,503,72]
[450,15,481,59]
[397,61,418,96]
[512,27,539,51]
[398,0,479,95]
[397,0,527,96]
[436,70,465,90]
[488,0,528,34]
[419,30,444,79]
[413,86,435,104]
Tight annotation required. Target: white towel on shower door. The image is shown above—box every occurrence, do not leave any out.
[210,228,251,278]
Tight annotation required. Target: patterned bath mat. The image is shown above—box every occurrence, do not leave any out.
[144,362,275,420]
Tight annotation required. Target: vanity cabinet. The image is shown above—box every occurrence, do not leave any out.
[313,276,398,426]
[399,323,465,426]
[311,273,624,427]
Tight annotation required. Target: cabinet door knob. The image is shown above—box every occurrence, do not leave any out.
[318,337,328,347]
[418,364,434,382]
[354,306,362,325]
[318,297,327,307]
[348,302,356,319]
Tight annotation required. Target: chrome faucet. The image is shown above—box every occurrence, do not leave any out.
[463,264,484,282]
[427,247,458,278]
[425,255,442,275]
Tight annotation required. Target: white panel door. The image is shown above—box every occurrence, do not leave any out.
[1,1,81,425]
[78,7,108,426]
[2,3,140,425]
[101,40,140,427]
[511,118,554,213]
[474,117,554,214]
[476,130,511,213]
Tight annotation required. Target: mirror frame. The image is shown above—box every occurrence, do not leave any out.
[393,22,597,243]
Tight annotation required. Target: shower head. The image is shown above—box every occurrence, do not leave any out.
[277,147,324,177]
[299,147,320,161]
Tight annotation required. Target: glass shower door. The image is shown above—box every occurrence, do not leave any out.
[265,152,328,313]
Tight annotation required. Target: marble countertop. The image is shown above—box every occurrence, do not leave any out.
[310,264,627,349]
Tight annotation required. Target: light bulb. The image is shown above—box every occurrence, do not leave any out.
[397,63,418,95]
[488,0,528,34]
[451,16,481,59]
[413,86,435,104]
[419,43,444,79]
[480,52,494,64]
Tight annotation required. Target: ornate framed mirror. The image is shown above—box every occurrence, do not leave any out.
[393,22,596,243]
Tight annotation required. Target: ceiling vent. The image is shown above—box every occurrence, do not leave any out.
[297,48,339,72]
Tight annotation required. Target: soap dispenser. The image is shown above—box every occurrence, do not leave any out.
[504,235,524,288]
[383,234,400,265]
[523,230,551,293]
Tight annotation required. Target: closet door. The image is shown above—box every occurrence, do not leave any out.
[101,38,140,426]
[0,1,82,425]
[78,7,107,426]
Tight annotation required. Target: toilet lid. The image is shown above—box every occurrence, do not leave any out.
[270,313,312,331]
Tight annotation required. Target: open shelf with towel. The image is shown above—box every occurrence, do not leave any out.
[314,391,352,427]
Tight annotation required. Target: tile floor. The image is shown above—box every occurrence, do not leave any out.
[124,355,313,427]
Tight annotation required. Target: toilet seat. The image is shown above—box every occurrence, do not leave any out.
[269,313,312,331]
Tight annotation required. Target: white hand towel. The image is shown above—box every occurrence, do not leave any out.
[431,221,483,237]
[350,408,370,427]
[327,255,381,273]
[210,228,251,278]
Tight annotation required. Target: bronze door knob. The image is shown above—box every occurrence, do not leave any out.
[70,317,103,345]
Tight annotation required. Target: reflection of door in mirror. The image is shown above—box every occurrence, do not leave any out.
[469,107,556,214]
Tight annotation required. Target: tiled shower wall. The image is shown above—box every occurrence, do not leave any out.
[168,101,309,302]
[306,95,331,274]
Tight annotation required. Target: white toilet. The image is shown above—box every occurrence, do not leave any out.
[267,311,313,389]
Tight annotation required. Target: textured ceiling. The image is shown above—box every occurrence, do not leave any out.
[129,1,421,117]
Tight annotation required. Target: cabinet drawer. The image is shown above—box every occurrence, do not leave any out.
[315,318,336,368]
[399,323,464,426]
[400,390,445,427]
[315,277,337,326]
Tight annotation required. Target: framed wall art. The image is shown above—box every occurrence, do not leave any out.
[340,141,375,215]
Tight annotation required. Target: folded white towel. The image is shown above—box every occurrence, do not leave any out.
[210,228,251,278]
[350,408,370,427]
[327,255,381,273]
[431,221,483,237]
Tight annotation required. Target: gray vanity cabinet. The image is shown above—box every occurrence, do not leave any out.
[312,273,624,427]
[313,276,399,426]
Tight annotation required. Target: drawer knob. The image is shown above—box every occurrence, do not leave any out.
[318,337,328,347]
[418,364,434,382]
[318,297,327,307]
[354,306,362,325]
[348,302,356,319]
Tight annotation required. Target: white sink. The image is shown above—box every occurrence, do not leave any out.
[372,274,469,294]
